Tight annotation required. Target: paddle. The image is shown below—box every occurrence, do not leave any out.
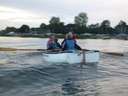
[82,49,124,56]
[0,48,45,51]
[102,51,124,56]
[0,48,64,54]
[0,47,124,56]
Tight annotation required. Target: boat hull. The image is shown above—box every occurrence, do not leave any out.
[42,51,100,64]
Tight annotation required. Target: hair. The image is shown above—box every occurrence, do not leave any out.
[67,33,73,39]
[49,34,56,39]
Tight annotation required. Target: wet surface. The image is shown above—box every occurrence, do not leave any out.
[0,51,128,96]
[0,37,128,96]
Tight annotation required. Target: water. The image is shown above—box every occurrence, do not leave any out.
[0,37,128,96]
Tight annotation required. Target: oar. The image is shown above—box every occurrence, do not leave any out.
[102,51,124,56]
[81,50,86,66]
[0,48,46,51]
[82,49,124,56]
[0,47,124,56]
[81,49,100,66]
[0,48,63,53]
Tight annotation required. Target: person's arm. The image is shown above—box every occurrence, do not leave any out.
[75,43,82,50]
[61,40,66,51]
[61,39,65,46]
[57,42,62,48]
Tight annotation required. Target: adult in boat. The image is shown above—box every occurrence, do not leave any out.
[61,32,81,51]
[47,34,61,51]
[69,31,77,40]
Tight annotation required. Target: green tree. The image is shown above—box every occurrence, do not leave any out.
[101,20,111,28]
[49,17,65,33]
[65,24,76,33]
[100,20,114,34]
[39,23,49,34]
[4,27,16,32]
[18,25,30,33]
[40,23,47,29]
[115,20,128,34]
[88,23,100,34]
[88,23,100,29]
[49,17,60,25]
[75,12,88,27]
[74,12,88,34]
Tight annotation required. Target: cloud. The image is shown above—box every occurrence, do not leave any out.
[0,0,128,29]
[0,6,49,29]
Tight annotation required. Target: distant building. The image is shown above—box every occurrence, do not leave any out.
[31,28,51,35]
[7,32,15,35]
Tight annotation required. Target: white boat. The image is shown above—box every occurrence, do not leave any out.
[42,50,100,64]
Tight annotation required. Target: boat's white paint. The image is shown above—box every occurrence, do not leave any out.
[42,51,100,64]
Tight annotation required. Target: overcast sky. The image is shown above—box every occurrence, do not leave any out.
[0,0,128,29]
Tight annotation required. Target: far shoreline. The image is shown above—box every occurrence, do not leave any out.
[0,34,127,40]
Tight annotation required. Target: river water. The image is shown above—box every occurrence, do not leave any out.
[0,37,128,96]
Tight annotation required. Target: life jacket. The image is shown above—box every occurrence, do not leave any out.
[65,39,75,50]
[73,34,77,40]
[47,39,60,49]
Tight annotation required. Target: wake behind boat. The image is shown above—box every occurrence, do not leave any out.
[42,50,100,64]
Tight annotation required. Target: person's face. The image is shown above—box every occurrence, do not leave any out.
[69,34,73,39]
[51,35,55,40]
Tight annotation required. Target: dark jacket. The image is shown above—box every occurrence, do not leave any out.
[47,40,61,50]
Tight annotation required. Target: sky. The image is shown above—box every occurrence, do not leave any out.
[0,0,128,29]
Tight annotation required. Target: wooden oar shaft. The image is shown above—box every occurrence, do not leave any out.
[0,48,124,56]
[0,48,45,51]
[82,49,124,56]
[103,52,124,56]
[0,48,62,52]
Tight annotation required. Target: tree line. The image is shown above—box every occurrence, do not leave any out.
[1,12,128,35]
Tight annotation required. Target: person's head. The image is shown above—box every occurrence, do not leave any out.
[67,32,73,39]
[65,34,68,39]
[68,32,73,35]
[55,38,58,42]
[49,34,56,40]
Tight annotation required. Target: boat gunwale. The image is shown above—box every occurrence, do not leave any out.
[43,50,100,54]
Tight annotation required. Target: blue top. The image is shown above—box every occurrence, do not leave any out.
[47,41,61,50]
[64,39,75,50]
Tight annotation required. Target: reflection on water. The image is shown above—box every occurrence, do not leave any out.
[0,37,128,96]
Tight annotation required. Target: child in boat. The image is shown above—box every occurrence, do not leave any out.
[61,32,81,51]
[47,34,61,50]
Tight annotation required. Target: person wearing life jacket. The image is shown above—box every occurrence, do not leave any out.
[69,32,81,50]
[68,31,77,40]
[47,34,61,50]
[62,32,81,51]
